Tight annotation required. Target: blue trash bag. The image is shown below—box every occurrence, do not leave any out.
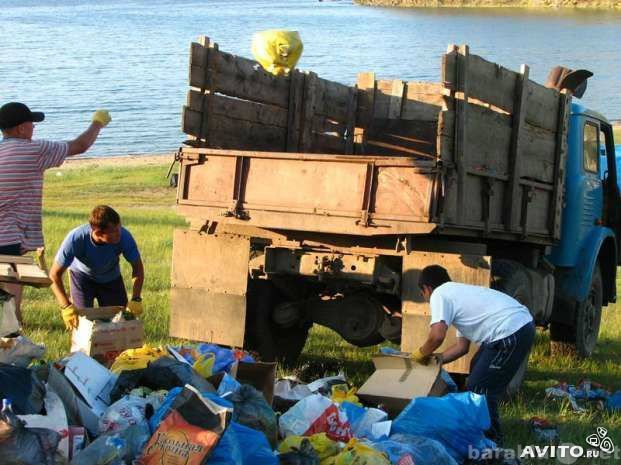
[207,421,278,465]
[607,391,621,411]
[196,344,254,374]
[374,434,457,465]
[392,392,495,462]
[149,387,232,433]
[217,373,242,398]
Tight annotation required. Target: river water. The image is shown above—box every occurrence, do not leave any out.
[1,0,620,156]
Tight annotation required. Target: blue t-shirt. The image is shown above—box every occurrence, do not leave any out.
[55,224,140,283]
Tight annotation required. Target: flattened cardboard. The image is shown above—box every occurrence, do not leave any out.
[357,354,448,416]
[63,352,115,415]
[48,365,100,436]
[71,308,144,366]
[75,306,124,320]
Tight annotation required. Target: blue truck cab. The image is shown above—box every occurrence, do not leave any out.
[545,103,620,356]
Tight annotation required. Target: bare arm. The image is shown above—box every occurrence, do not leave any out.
[440,337,471,364]
[130,258,144,300]
[67,123,103,156]
[49,262,71,308]
[419,321,448,356]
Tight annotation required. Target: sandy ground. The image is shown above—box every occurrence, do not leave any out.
[59,152,174,170]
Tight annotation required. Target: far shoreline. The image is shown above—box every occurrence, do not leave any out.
[354,0,621,9]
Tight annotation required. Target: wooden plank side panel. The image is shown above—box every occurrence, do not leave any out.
[524,80,561,133]
[443,48,518,114]
[462,103,512,175]
[170,230,250,347]
[187,90,288,128]
[316,78,351,121]
[402,82,444,122]
[208,114,287,151]
[364,119,437,158]
[373,167,434,220]
[15,263,51,285]
[242,157,368,212]
[182,157,238,204]
[519,122,558,183]
[189,41,290,108]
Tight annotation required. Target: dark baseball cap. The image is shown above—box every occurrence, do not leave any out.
[0,102,45,130]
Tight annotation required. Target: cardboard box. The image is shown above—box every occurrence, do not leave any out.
[357,354,448,417]
[71,306,144,366]
[237,361,277,405]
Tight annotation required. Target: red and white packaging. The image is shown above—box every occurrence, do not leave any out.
[279,393,352,442]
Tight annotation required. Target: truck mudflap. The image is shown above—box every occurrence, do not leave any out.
[400,251,491,374]
[170,229,250,346]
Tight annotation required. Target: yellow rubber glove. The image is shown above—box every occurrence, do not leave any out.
[61,304,79,331]
[92,110,111,127]
[411,348,430,365]
[127,299,144,317]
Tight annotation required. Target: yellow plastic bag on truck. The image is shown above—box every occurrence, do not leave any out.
[331,384,361,406]
[251,30,303,76]
[279,433,341,465]
[334,439,391,465]
[110,345,168,374]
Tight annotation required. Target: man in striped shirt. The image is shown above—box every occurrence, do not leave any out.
[0,102,111,323]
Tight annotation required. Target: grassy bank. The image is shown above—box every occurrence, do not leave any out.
[20,159,621,463]
[355,0,621,8]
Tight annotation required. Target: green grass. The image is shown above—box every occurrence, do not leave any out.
[20,161,621,464]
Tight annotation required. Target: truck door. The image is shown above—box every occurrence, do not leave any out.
[581,121,604,239]
[599,122,621,257]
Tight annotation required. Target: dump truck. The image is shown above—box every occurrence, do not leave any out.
[170,36,619,386]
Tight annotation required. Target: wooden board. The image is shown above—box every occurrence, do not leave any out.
[0,255,33,265]
[0,263,16,280]
[15,263,51,286]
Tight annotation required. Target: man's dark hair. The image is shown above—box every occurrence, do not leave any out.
[418,265,452,290]
[89,205,121,231]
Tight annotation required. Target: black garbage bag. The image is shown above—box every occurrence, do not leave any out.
[230,384,278,447]
[0,363,45,414]
[0,409,60,465]
[70,423,151,465]
[279,439,320,465]
[110,357,215,402]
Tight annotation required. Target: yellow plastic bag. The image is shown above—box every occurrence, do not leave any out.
[334,439,391,465]
[110,344,169,374]
[279,433,340,465]
[192,352,215,378]
[331,384,361,406]
[251,30,303,76]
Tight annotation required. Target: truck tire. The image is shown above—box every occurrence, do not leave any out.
[550,264,603,358]
[491,259,533,397]
[244,279,310,366]
[575,264,603,357]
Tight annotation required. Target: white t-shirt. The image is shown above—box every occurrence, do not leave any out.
[429,282,533,344]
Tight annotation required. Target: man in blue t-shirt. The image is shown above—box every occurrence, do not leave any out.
[49,205,145,330]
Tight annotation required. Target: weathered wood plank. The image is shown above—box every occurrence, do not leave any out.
[316,78,351,121]
[550,91,572,239]
[187,90,288,128]
[354,72,376,154]
[365,119,437,158]
[299,72,319,152]
[401,82,443,122]
[190,40,291,108]
[287,69,305,151]
[0,255,33,265]
[0,263,16,280]
[505,64,530,231]
[15,263,51,286]
[444,47,518,114]
[524,79,561,133]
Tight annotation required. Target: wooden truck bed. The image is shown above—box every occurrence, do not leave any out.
[178,37,571,245]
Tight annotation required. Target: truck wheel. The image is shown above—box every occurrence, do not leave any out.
[575,265,603,357]
[550,265,602,358]
[244,280,310,366]
[491,259,533,397]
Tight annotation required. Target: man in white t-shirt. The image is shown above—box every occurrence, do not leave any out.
[411,265,535,443]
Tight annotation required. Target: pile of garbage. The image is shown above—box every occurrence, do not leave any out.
[545,380,621,413]
[0,336,501,465]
